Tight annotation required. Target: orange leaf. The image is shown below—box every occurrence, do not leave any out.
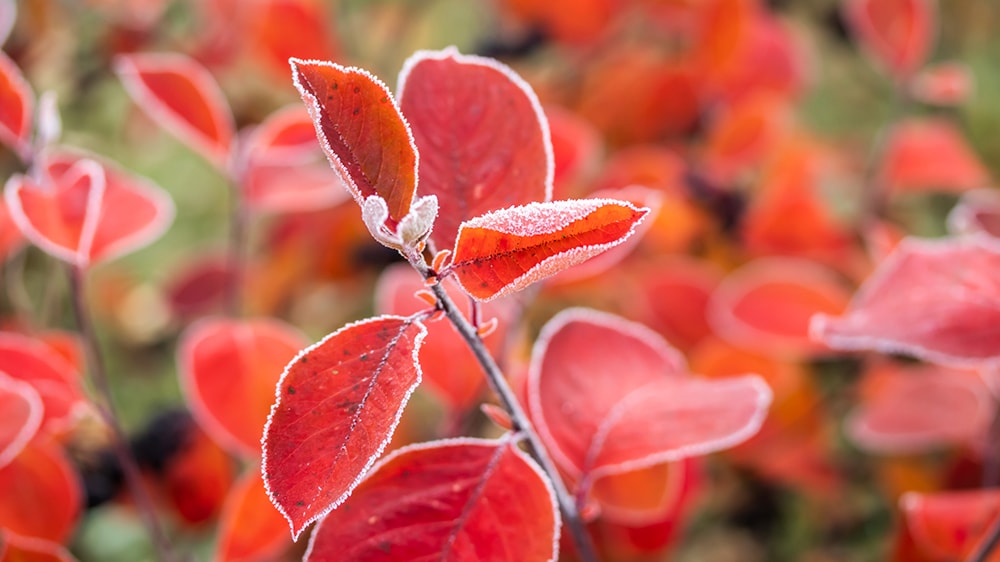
[901,489,1000,560]
[290,58,417,227]
[0,529,77,562]
[115,53,235,168]
[248,0,338,77]
[0,333,84,434]
[450,199,649,301]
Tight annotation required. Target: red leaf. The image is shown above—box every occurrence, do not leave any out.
[0,198,25,262]
[243,105,349,213]
[0,371,41,469]
[901,489,1000,560]
[0,529,78,562]
[847,362,994,453]
[709,257,850,357]
[0,439,82,542]
[155,417,235,526]
[215,467,291,562]
[878,118,990,193]
[115,53,235,167]
[374,263,511,410]
[179,317,308,456]
[811,235,1000,365]
[5,149,175,267]
[290,58,417,227]
[0,51,32,160]
[248,0,338,76]
[701,94,791,184]
[588,461,688,525]
[0,333,84,434]
[305,437,559,562]
[843,0,935,80]
[528,309,770,491]
[450,199,649,301]
[261,315,427,539]
[398,47,553,251]
[910,61,974,106]
[545,105,601,200]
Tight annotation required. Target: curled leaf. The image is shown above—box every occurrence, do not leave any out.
[5,149,175,267]
[450,199,649,301]
[811,235,1000,365]
[305,437,559,562]
[261,315,427,539]
[290,58,417,226]
[528,308,771,509]
[115,53,235,167]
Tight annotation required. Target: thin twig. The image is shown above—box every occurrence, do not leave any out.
[422,274,599,562]
[226,182,248,317]
[67,266,177,562]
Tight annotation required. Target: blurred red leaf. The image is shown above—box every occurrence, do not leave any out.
[0,333,84,434]
[215,467,291,562]
[847,362,994,454]
[290,58,417,227]
[261,315,427,539]
[710,257,850,357]
[158,420,235,525]
[305,437,559,562]
[911,61,974,106]
[901,489,1000,560]
[948,188,1000,239]
[528,308,771,504]
[179,317,308,457]
[450,199,649,301]
[692,0,757,94]
[0,51,32,160]
[878,118,989,193]
[712,14,810,104]
[248,0,338,76]
[625,257,723,352]
[843,0,935,80]
[115,53,235,167]
[589,461,687,525]
[741,138,856,265]
[243,105,349,213]
[577,48,701,146]
[0,372,41,469]
[500,0,618,44]
[0,439,81,543]
[811,235,1000,365]
[5,149,175,267]
[0,529,78,562]
[701,94,791,184]
[398,48,552,251]
[545,105,601,200]
[375,263,511,410]
[0,199,25,262]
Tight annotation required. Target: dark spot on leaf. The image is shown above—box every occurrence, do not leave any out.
[360,353,368,361]
[353,86,361,94]
[380,96,388,103]
[353,107,360,115]
[378,541,392,554]
[296,501,305,506]
[300,356,308,364]
[287,386,296,395]
[332,82,338,90]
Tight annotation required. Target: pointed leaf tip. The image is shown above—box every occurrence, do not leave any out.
[290,58,418,226]
[450,199,649,301]
[261,315,427,540]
